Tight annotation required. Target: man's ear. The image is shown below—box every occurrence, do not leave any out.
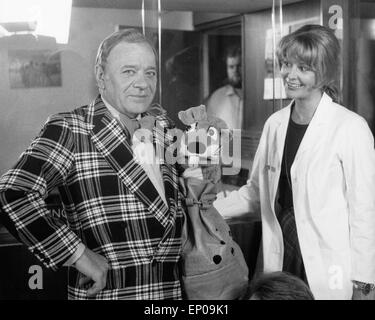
[95,65,105,92]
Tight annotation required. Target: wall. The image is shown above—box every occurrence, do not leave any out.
[0,7,194,176]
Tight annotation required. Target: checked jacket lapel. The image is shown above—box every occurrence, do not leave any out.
[153,118,180,240]
[89,96,172,229]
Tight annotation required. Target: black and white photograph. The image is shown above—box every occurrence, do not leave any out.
[0,0,375,309]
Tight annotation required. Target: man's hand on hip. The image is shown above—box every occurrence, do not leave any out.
[74,247,109,297]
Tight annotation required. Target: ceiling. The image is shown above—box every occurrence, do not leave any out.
[73,0,303,14]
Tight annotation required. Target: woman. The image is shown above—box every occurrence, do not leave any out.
[214,24,375,299]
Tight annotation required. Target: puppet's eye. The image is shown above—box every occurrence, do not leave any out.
[207,127,218,140]
[186,122,197,133]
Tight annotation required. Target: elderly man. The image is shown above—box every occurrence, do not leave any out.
[206,46,243,130]
[0,28,184,300]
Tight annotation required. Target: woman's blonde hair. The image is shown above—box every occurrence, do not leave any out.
[277,24,341,103]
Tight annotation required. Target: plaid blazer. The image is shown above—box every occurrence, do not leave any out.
[0,96,185,300]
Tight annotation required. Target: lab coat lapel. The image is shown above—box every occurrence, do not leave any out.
[275,105,292,165]
[294,93,332,159]
[270,105,291,207]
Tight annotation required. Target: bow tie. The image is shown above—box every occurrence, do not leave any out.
[118,113,156,140]
[137,115,156,132]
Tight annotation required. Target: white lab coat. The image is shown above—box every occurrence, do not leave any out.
[214,93,375,299]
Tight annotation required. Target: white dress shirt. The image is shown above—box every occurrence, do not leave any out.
[206,85,243,129]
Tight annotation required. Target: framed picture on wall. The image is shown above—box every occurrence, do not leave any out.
[8,49,62,89]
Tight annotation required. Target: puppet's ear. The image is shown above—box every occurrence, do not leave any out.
[148,103,167,117]
[178,104,207,125]
[207,115,228,130]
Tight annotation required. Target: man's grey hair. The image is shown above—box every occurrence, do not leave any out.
[95,28,158,74]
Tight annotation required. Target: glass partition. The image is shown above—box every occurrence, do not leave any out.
[0,0,309,247]
[0,0,309,188]
[353,0,375,135]
[0,0,163,247]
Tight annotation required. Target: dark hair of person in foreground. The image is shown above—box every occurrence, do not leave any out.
[245,271,315,300]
